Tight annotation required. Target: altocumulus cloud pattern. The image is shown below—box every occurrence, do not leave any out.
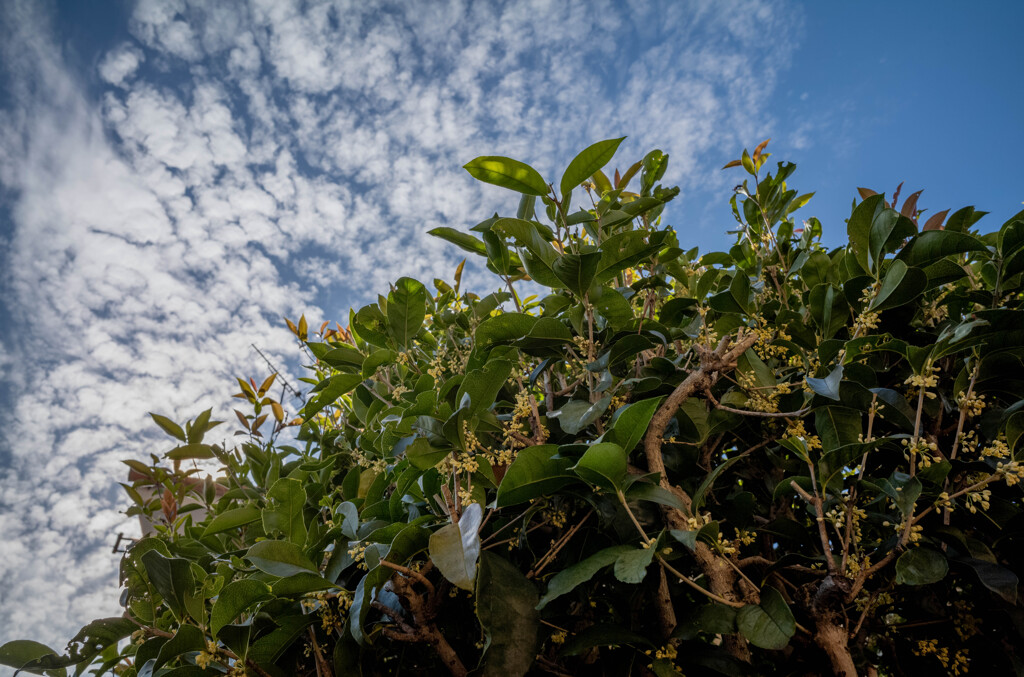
[0,0,800,652]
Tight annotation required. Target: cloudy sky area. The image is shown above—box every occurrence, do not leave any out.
[0,0,1022,657]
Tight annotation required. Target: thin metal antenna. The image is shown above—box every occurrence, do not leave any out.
[112,532,135,553]
[251,344,303,401]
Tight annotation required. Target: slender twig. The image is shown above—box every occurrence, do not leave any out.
[705,388,810,418]
[379,560,436,597]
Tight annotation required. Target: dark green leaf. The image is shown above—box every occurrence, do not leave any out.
[141,551,195,619]
[496,445,578,507]
[895,548,948,586]
[154,624,205,671]
[211,579,273,637]
[552,252,601,297]
[476,552,540,677]
[613,547,655,584]
[202,506,261,537]
[870,260,927,311]
[897,230,989,268]
[456,359,513,417]
[552,397,611,435]
[736,588,795,650]
[246,540,318,577]
[570,442,626,490]
[261,477,307,544]
[607,397,663,452]
[536,546,634,609]
[0,640,66,677]
[303,373,363,420]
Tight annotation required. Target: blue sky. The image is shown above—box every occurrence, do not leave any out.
[0,0,1021,658]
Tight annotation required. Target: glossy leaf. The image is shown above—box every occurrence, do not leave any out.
[570,442,626,490]
[246,540,319,577]
[496,445,578,507]
[895,548,948,586]
[536,545,634,609]
[560,138,625,200]
[464,156,549,196]
[429,502,483,590]
[736,588,795,650]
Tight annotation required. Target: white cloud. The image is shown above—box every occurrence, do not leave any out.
[98,43,144,87]
[0,0,802,655]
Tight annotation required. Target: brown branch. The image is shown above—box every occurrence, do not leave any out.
[307,627,333,677]
[379,559,436,597]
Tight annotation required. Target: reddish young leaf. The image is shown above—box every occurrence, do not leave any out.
[923,208,950,231]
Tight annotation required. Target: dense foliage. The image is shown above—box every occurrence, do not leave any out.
[4,138,1024,677]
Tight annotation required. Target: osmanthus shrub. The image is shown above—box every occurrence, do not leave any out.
[4,138,1024,677]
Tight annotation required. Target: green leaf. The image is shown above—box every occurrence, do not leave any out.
[164,443,216,461]
[559,137,625,200]
[464,156,550,196]
[456,359,513,417]
[475,313,537,347]
[246,540,319,577]
[211,579,273,637]
[0,640,66,677]
[869,210,915,274]
[814,406,861,453]
[476,552,540,677]
[961,558,1018,604]
[141,551,195,619]
[552,397,611,435]
[590,285,634,329]
[848,194,885,273]
[493,218,560,286]
[627,484,687,512]
[808,284,849,340]
[560,624,654,656]
[879,473,922,517]
[202,506,261,537]
[870,260,927,311]
[428,502,483,590]
[261,477,308,544]
[150,413,186,442]
[607,397,663,453]
[736,588,795,650]
[552,252,601,297]
[897,230,989,268]
[895,548,948,586]
[595,230,669,283]
[570,442,626,490]
[154,624,205,671]
[336,501,360,539]
[388,277,427,348]
[806,365,843,401]
[428,227,488,256]
[613,547,655,584]
[405,437,450,471]
[536,546,634,609]
[496,445,578,507]
[302,373,363,420]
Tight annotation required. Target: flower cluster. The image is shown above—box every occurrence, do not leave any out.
[787,419,822,451]
[904,364,940,399]
[956,390,986,417]
[913,638,970,676]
